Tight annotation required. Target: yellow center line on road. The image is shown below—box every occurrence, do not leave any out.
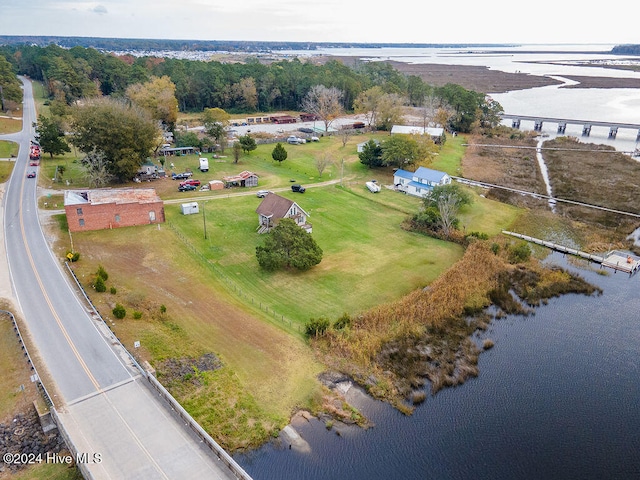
[17,176,171,478]
[17,175,102,392]
[16,80,172,478]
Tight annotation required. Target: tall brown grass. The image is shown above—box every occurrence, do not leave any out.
[317,241,504,362]
[313,237,599,410]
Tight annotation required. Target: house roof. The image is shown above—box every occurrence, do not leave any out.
[394,167,449,182]
[255,193,308,219]
[394,169,414,181]
[414,166,450,183]
[222,170,258,182]
[391,125,445,136]
[64,188,162,206]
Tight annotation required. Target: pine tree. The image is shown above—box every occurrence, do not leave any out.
[271,143,288,164]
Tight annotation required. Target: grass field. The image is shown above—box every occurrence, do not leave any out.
[0,140,19,158]
[166,183,465,325]
[0,117,21,135]
[0,311,38,422]
[0,158,16,183]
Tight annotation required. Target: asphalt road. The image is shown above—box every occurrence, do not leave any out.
[1,78,242,479]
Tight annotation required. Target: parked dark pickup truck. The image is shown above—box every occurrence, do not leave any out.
[291,184,306,193]
[172,172,193,180]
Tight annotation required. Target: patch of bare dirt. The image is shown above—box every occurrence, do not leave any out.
[156,353,222,386]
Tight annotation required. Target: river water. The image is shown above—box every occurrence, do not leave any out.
[234,46,640,480]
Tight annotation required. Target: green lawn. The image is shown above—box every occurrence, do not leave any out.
[431,133,468,176]
[0,157,16,183]
[458,187,521,236]
[167,183,465,325]
[0,140,19,158]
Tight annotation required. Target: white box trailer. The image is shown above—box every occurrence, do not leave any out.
[199,157,209,172]
[181,202,199,215]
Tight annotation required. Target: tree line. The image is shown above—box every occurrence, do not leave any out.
[0,43,501,133]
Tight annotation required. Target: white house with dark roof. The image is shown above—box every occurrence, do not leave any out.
[393,166,451,198]
[255,193,312,233]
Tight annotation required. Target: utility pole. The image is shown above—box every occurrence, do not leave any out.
[202,201,208,239]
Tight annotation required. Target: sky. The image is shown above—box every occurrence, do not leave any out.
[1,0,639,45]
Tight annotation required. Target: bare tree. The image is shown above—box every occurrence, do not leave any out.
[341,130,352,147]
[232,141,242,164]
[424,184,472,238]
[437,192,459,238]
[417,94,440,130]
[82,150,114,188]
[315,154,332,178]
[301,85,344,133]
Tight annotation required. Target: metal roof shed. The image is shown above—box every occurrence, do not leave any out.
[181,202,199,215]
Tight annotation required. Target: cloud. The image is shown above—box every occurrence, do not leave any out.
[91,4,108,15]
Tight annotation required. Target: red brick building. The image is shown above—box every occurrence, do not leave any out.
[64,188,165,232]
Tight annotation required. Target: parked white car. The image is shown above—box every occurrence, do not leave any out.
[287,136,300,144]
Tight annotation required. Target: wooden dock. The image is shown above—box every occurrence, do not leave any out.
[502,231,640,275]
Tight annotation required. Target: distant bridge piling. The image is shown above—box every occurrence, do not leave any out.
[501,114,640,141]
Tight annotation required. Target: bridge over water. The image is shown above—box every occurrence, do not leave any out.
[500,114,640,140]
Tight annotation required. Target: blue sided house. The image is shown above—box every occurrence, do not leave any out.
[393,166,452,198]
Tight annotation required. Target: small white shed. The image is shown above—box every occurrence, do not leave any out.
[181,202,199,215]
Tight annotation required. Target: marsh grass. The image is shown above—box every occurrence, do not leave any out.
[313,237,600,410]
[410,390,427,405]
[543,137,640,230]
